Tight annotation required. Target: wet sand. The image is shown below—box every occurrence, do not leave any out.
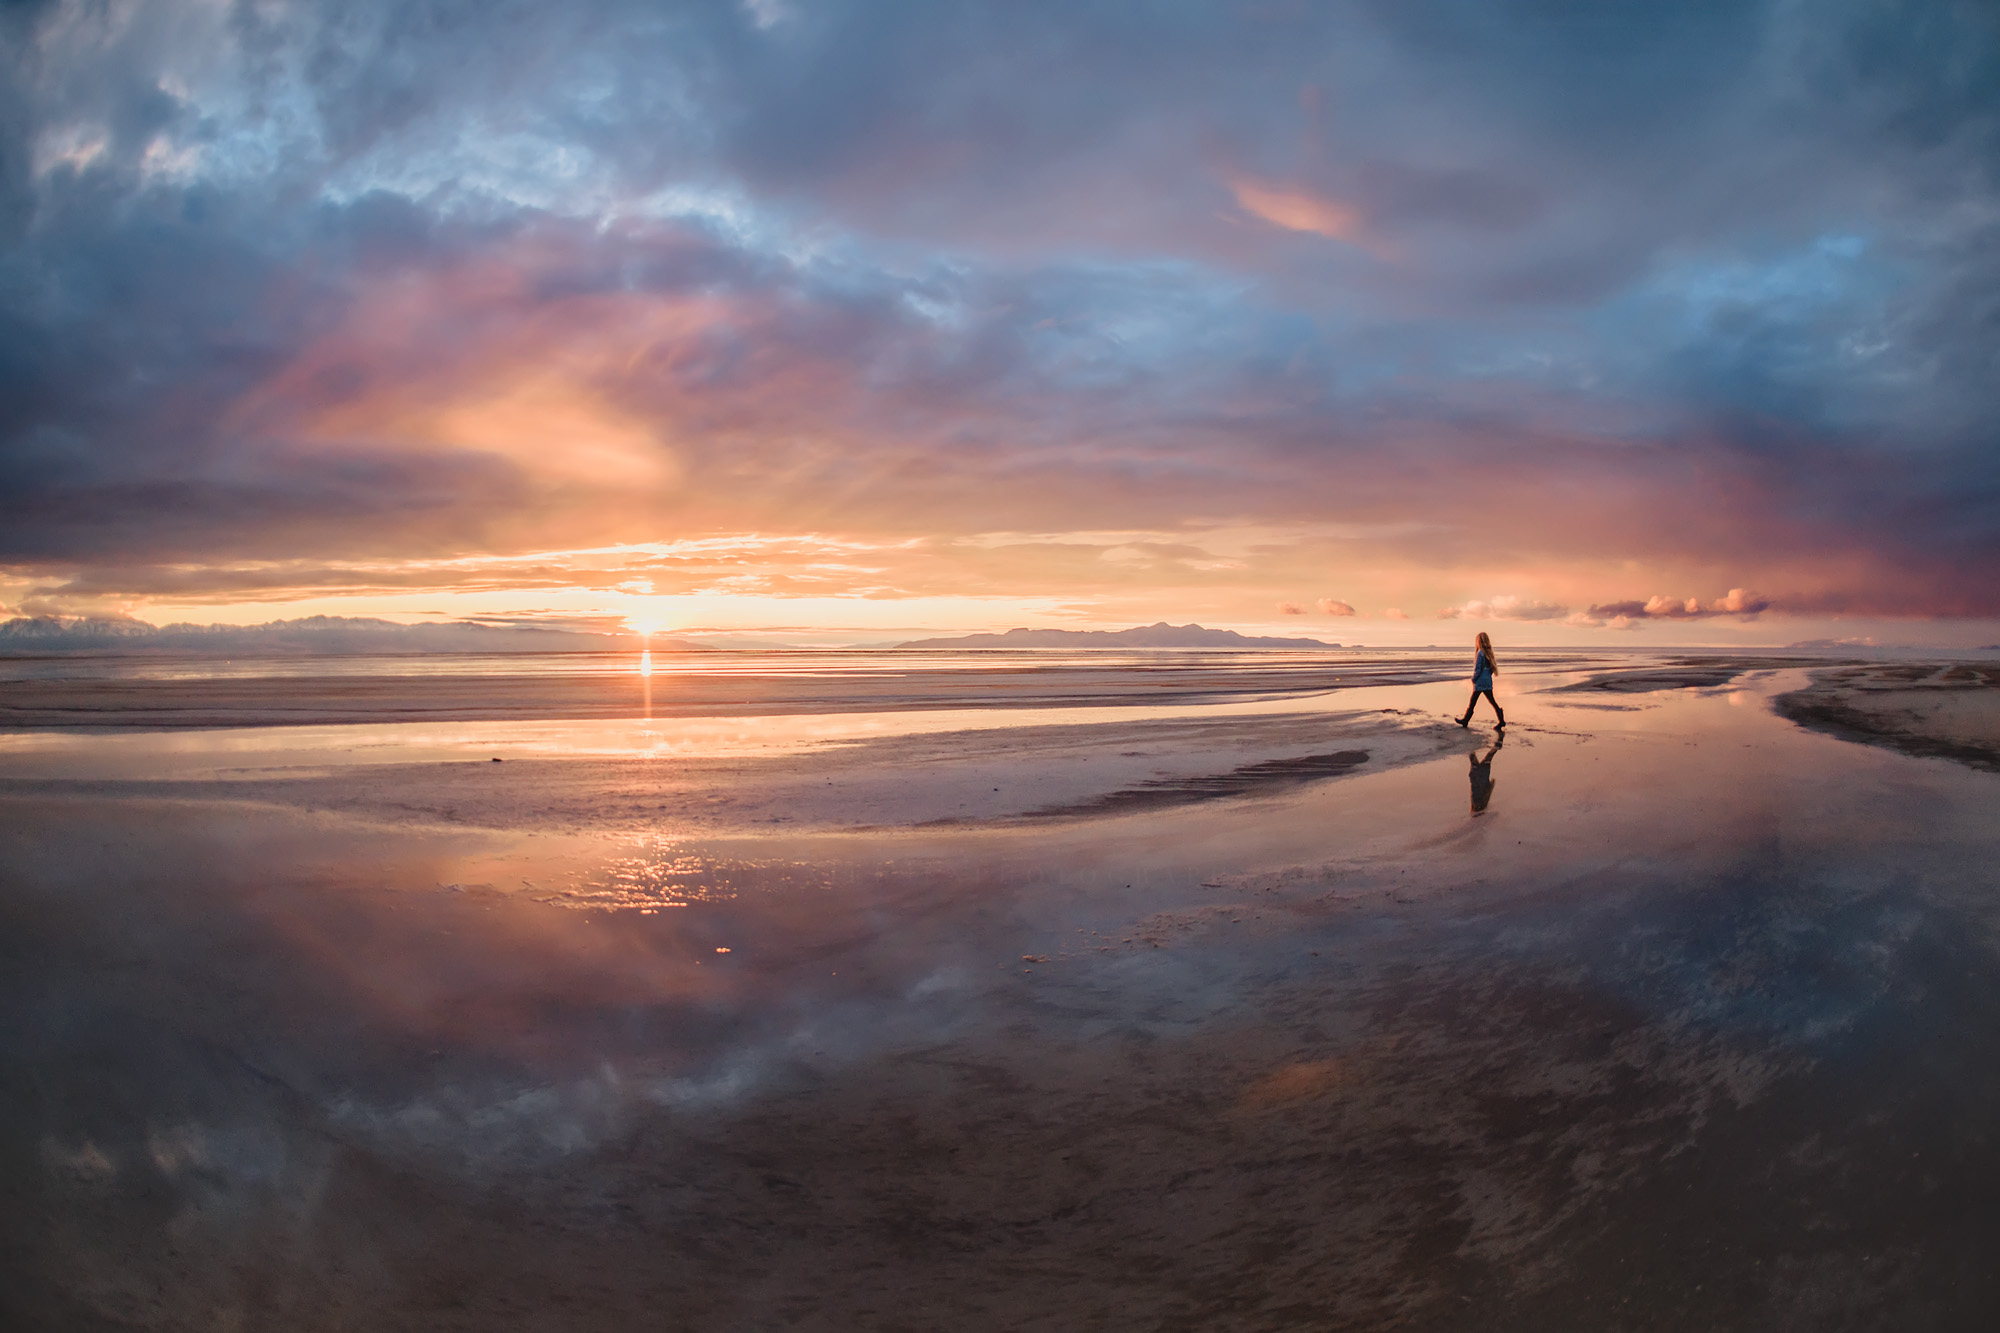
[1555,656,1827,695]
[1776,662,2000,772]
[4,653,2000,1329]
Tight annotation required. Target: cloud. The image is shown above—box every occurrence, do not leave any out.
[1438,596,1572,622]
[3,1,2000,625]
[1316,598,1356,616]
[1383,608,1410,620]
[1228,178,1365,243]
[1711,587,1771,614]
[1589,588,1772,621]
[1277,601,1305,615]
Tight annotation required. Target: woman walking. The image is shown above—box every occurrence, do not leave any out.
[1455,631,1505,729]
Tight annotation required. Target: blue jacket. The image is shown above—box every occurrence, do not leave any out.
[1472,652,1494,689]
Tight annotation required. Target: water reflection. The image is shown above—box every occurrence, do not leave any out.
[1469,734,1502,815]
[15,664,2000,1325]
[539,833,829,912]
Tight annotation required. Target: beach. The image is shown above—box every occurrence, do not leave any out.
[4,649,2000,1329]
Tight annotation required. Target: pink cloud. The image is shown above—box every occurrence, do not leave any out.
[1590,588,1771,621]
[1438,596,1571,622]
[23,193,1988,625]
[1277,601,1306,615]
[1712,587,1767,613]
[1383,608,1409,620]
[1228,178,1364,242]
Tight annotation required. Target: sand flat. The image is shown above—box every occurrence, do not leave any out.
[1777,661,2000,770]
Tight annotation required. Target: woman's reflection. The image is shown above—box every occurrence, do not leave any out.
[1469,733,1503,815]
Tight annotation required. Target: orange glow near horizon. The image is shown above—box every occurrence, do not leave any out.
[3,530,1944,646]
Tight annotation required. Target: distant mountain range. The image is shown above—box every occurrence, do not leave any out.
[0,615,1360,655]
[895,622,1344,649]
[0,615,701,655]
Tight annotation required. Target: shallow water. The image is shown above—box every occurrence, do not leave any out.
[0,677,1440,779]
[0,645,1501,683]
[0,649,1582,779]
[0,645,1607,736]
[3,657,1998,1328]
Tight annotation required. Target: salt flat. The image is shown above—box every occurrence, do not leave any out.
[3,650,1998,1329]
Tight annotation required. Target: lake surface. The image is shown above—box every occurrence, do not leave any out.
[3,650,1997,1328]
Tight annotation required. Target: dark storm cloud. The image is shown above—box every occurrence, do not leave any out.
[2,0,1998,616]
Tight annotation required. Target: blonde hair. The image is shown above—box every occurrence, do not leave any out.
[1476,631,1496,670]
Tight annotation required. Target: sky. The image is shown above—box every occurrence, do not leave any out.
[2,0,1998,646]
